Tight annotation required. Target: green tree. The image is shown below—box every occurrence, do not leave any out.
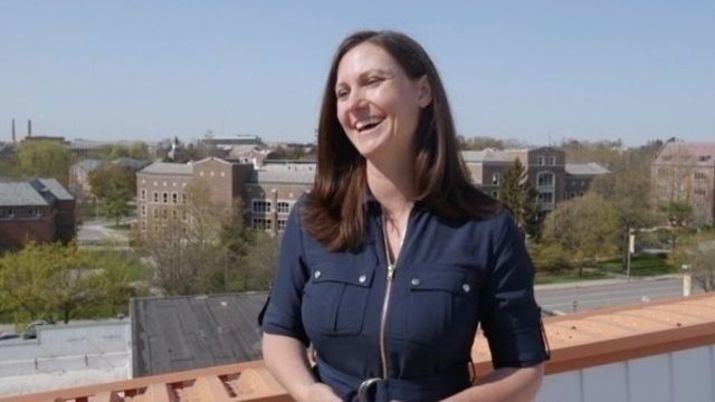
[668,232,715,292]
[0,243,142,324]
[97,142,151,161]
[498,159,541,237]
[458,136,526,150]
[138,180,237,295]
[541,193,621,277]
[13,140,73,184]
[88,164,136,225]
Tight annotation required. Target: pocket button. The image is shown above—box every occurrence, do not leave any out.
[462,283,471,293]
[358,274,367,284]
[314,271,322,279]
[411,278,421,287]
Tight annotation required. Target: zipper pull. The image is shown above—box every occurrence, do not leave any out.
[387,264,395,281]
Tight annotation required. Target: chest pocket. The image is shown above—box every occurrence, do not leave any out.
[302,260,375,335]
[405,268,480,346]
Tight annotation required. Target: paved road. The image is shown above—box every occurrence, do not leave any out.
[76,218,130,246]
[535,276,701,314]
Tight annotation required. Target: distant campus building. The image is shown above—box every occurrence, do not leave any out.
[0,179,75,250]
[135,157,314,235]
[463,147,609,212]
[651,141,715,225]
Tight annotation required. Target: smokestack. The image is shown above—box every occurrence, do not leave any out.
[11,119,16,143]
[27,119,32,137]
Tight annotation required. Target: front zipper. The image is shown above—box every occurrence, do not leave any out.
[379,262,396,379]
[377,208,412,379]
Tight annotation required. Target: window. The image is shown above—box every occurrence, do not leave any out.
[172,209,178,220]
[253,217,273,230]
[153,192,159,203]
[153,209,159,219]
[277,201,291,214]
[277,218,288,231]
[536,156,544,166]
[172,192,178,204]
[695,172,707,180]
[162,209,168,220]
[537,172,555,187]
[252,200,272,213]
[140,220,147,231]
[163,192,168,203]
[181,193,187,204]
[141,189,147,200]
[491,173,500,185]
[546,156,556,166]
[182,210,189,221]
[538,192,554,204]
[141,205,147,216]
[7,208,14,217]
[490,190,498,199]
[694,188,707,196]
[699,155,712,162]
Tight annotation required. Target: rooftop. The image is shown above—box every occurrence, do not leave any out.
[653,141,715,166]
[131,293,267,377]
[564,162,610,176]
[138,161,193,176]
[461,149,524,163]
[7,293,715,402]
[0,179,73,206]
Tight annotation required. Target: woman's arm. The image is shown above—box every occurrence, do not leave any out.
[442,363,544,402]
[262,333,341,402]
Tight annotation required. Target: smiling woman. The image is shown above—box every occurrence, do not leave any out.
[260,30,549,402]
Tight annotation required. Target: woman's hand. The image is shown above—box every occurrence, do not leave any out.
[299,382,342,402]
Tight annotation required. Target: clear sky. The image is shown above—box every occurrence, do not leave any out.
[1,1,713,146]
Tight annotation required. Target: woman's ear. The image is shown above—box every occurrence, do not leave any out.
[416,75,432,108]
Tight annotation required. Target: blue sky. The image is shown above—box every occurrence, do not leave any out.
[1,1,713,146]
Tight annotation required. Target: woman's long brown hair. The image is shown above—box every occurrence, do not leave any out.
[303,30,501,251]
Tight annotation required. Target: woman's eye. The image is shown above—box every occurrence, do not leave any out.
[336,89,348,99]
[366,76,383,86]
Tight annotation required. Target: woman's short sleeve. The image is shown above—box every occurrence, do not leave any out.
[479,213,549,368]
[258,203,310,346]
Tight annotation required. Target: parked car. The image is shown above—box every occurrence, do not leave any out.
[0,332,20,341]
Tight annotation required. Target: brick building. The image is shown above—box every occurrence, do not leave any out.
[651,141,715,225]
[136,157,314,235]
[462,147,608,212]
[0,178,75,250]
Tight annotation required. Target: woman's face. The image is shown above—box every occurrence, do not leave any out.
[334,42,431,160]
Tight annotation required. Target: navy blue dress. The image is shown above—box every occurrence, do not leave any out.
[260,197,549,402]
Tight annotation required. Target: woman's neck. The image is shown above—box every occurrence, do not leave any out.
[365,156,415,218]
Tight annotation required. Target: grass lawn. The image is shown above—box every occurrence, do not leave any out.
[597,254,677,276]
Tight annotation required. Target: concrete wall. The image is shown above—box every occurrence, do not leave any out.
[536,344,715,402]
[0,320,131,397]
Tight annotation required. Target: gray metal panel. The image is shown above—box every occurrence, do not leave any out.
[565,163,610,176]
[0,182,49,206]
[131,293,267,377]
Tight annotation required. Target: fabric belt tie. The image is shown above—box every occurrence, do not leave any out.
[314,357,471,402]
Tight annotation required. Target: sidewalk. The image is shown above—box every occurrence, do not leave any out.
[534,273,681,291]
